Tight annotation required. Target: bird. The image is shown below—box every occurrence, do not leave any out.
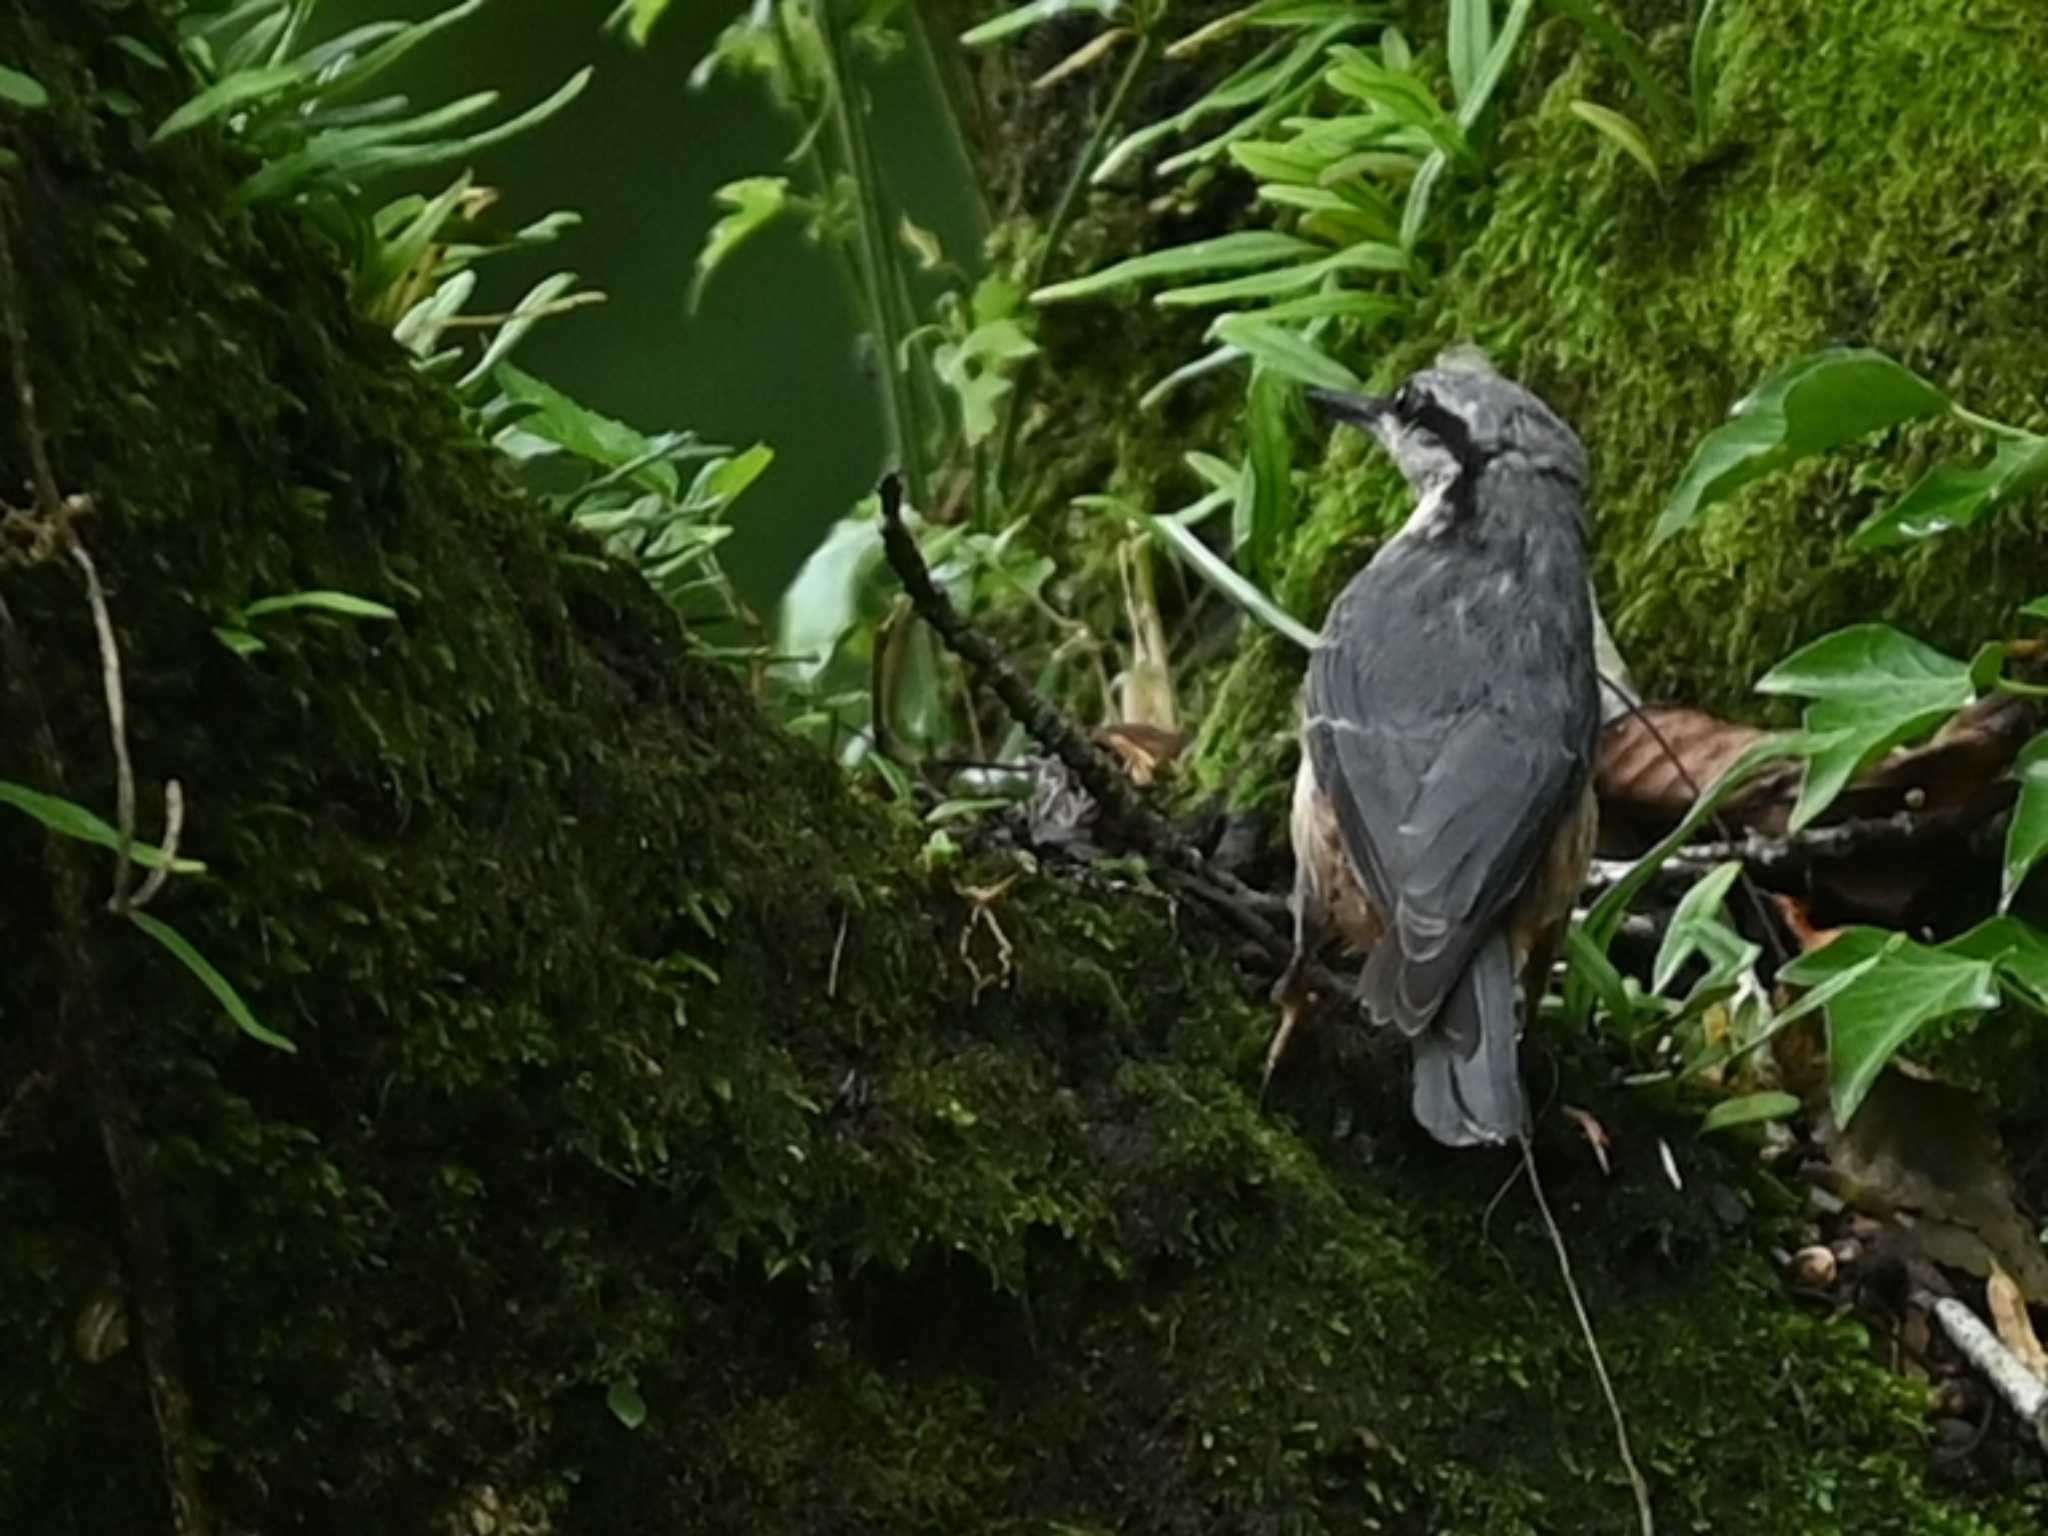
[1269,352,1600,1148]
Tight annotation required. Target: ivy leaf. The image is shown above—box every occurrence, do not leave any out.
[691,177,791,311]
[1654,348,1949,546]
[1700,1091,1801,1135]
[1755,624,1973,831]
[1848,433,2048,550]
[1946,915,2048,1010]
[1780,932,1999,1126]
[2002,735,2048,910]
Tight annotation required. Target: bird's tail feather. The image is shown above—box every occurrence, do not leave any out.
[1407,935,1526,1147]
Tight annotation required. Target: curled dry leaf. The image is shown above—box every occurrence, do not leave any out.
[1988,1266,2048,1384]
[1093,722,1188,787]
[1594,706,1787,851]
[1561,1104,1612,1175]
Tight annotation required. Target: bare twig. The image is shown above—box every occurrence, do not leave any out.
[875,474,1359,1005]
[827,906,850,1000]
[131,780,185,910]
[68,540,138,910]
[1522,1135,1655,1536]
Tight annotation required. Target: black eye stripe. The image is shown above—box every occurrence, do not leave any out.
[1405,394,1482,473]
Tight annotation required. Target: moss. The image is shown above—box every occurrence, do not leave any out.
[3,3,2045,1533]
[1191,0,2048,787]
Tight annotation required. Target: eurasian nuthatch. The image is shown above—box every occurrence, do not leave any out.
[1275,353,1600,1148]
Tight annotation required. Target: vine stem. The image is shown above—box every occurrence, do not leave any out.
[1521,1134,1655,1536]
[818,0,932,512]
[989,31,1158,502]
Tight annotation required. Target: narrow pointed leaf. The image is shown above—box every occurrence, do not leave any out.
[1700,1091,1801,1135]
[1032,231,1321,304]
[130,911,297,1053]
[0,781,206,873]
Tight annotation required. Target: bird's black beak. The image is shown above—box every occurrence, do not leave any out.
[1306,389,1395,431]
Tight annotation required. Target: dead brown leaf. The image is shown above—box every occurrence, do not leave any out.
[1561,1104,1612,1175]
[1988,1266,2048,1384]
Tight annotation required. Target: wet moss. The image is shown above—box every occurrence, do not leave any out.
[1190,0,2048,786]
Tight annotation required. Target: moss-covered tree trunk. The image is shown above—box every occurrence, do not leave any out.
[1,3,2041,1534]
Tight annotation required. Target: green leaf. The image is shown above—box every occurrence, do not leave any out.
[691,177,791,310]
[961,0,1120,48]
[606,1376,648,1429]
[1651,860,1744,994]
[1577,732,1802,962]
[130,910,296,1052]
[1756,624,1973,831]
[1241,368,1296,579]
[213,627,266,657]
[1565,923,1645,1031]
[1945,914,2048,1010]
[1542,0,1686,139]
[1699,1091,1801,1135]
[1690,0,1724,140]
[1030,232,1321,305]
[1155,244,1408,307]
[1082,495,1318,649]
[241,589,399,621]
[776,509,890,683]
[2002,735,2048,910]
[933,319,1039,447]
[236,65,592,205]
[1454,0,1534,131]
[1568,99,1659,183]
[0,64,49,109]
[1655,348,1949,546]
[154,62,307,140]
[1207,316,1361,392]
[495,363,677,494]
[1848,433,2048,550]
[1212,291,1408,328]
[1446,0,1492,106]
[0,780,206,873]
[1780,932,1998,1126]
[701,443,774,509]
[111,35,171,71]
[606,0,675,46]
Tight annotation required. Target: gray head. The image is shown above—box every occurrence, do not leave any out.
[1309,351,1588,505]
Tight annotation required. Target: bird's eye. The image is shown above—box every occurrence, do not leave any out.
[1394,381,1421,418]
